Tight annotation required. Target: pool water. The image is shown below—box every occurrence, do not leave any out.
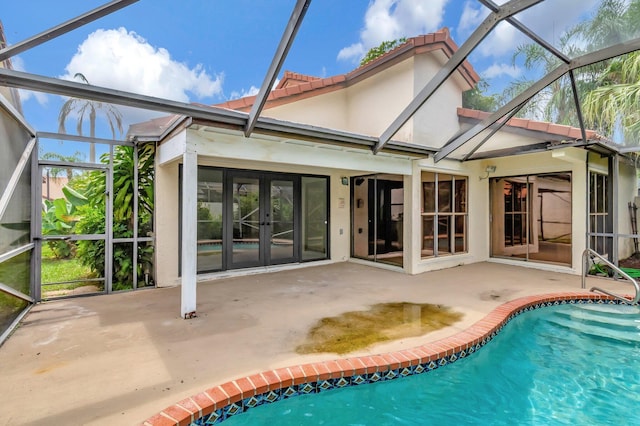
[222,304,640,425]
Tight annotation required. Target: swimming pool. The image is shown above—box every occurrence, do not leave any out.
[211,303,640,425]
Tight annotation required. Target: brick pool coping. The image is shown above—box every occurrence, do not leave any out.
[143,292,624,425]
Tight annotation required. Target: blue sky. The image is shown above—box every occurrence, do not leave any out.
[2,0,601,141]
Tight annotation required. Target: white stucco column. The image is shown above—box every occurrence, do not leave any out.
[181,146,198,318]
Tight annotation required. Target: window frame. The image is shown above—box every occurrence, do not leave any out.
[421,171,468,259]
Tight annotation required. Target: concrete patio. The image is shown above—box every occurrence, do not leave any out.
[0,261,629,425]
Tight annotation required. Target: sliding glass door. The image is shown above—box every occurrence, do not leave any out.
[351,174,404,267]
[490,173,572,266]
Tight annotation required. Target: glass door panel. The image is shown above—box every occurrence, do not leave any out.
[269,179,296,264]
[230,174,261,268]
[197,168,223,273]
[301,177,328,261]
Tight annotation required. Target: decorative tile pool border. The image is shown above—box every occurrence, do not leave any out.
[143,293,628,426]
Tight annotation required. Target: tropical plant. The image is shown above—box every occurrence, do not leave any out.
[41,185,88,258]
[58,73,124,162]
[360,38,407,66]
[503,0,640,142]
[462,79,499,112]
[74,143,155,290]
[582,52,640,143]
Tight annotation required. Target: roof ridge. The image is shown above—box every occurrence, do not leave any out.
[215,28,479,112]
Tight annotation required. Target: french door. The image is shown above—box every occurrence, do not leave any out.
[226,171,298,269]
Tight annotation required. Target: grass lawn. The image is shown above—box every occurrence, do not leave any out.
[41,244,101,294]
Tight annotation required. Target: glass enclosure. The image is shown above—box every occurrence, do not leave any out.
[0,98,33,341]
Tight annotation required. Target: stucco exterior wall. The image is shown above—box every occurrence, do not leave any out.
[618,160,638,260]
[155,159,180,287]
[411,54,466,148]
[345,59,414,141]
[261,90,349,131]
[153,127,416,286]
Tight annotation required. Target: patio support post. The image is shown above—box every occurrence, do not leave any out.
[181,146,198,318]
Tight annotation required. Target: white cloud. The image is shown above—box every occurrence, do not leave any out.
[472,0,601,59]
[230,85,259,100]
[338,0,449,63]
[481,63,522,79]
[456,1,489,41]
[10,56,49,105]
[60,27,224,102]
[338,43,366,62]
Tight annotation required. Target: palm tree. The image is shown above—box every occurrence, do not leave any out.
[502,0,640,132]
[583,52,640,144]
[58,73,123,162]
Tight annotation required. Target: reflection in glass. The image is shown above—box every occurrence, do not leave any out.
[491,174,572,266]
[0,251,31,332]
[270,180,295,262]
[0,161,31,255]
[232,177,261,265]
[197,169,223,272]
[302,177,328,261]
[351,175,403,267]
[422,216,434,255]
[421,172,468,259]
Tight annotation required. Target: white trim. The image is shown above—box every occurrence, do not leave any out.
[180,148,198,318]
[347,257,405,273]
[196,259,335,282]
[488,257,576,275]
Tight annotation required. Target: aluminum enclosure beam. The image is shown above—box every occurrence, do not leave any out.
[0,0,139,62]
[0,68,247,124]
[435,36,640,162]
[462,107,521,161]
[568,70,589,143]
[245,0,311,137]
[37,131,134,147]
[0,68,431,157]
[374,0,543,153]
[478,0,570,64]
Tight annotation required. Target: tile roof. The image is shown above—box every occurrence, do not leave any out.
[457,107,601,141]
[126,113,183,138]
[216,28,480,112]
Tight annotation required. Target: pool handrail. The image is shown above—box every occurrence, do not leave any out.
[582,248,640,305]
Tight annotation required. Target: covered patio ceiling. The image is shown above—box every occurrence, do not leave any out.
[1,0,639,160]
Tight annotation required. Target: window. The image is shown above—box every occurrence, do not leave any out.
[421,172,467,258]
